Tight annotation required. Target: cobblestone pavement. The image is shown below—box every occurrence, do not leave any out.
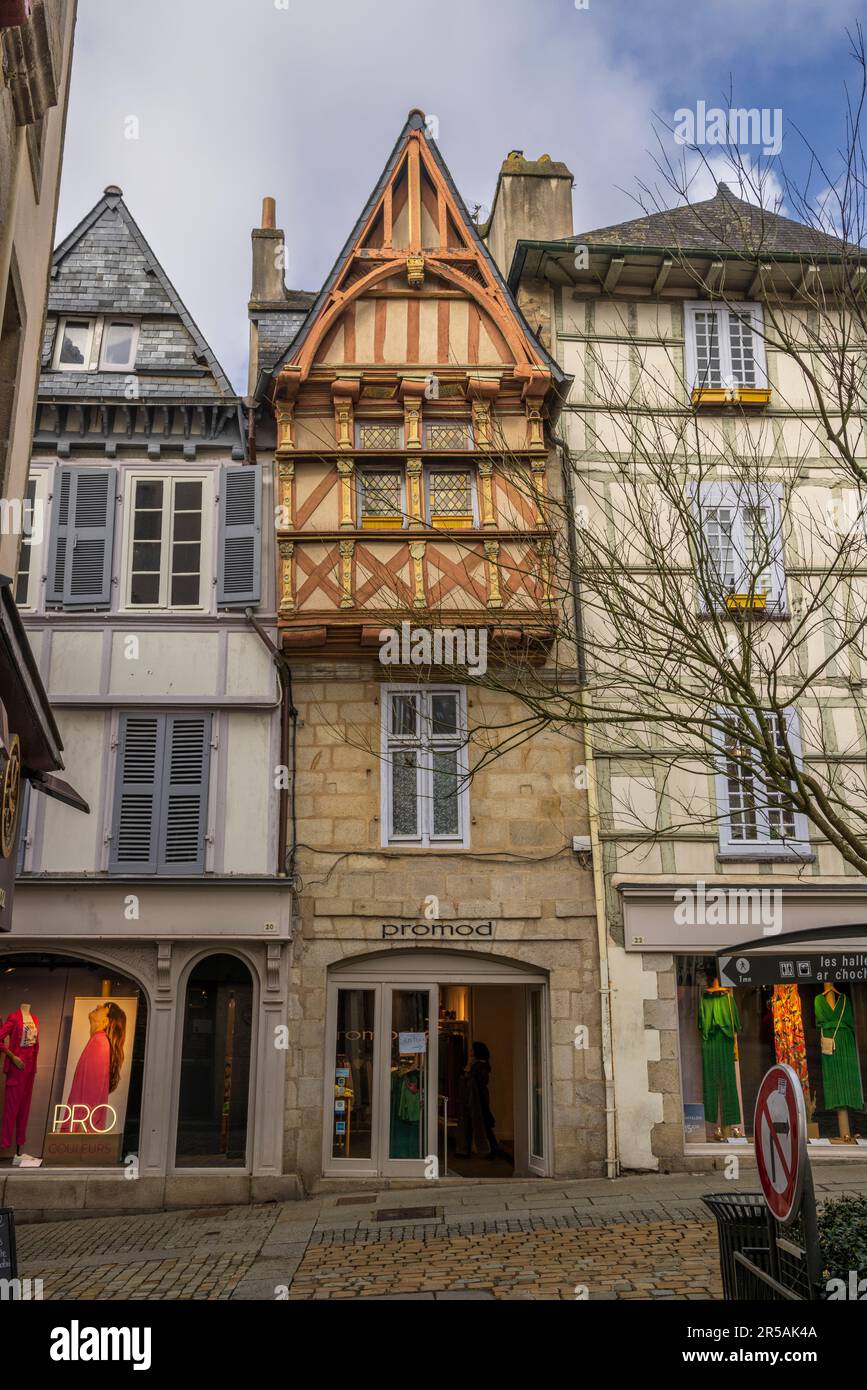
[14,1163,867,1301]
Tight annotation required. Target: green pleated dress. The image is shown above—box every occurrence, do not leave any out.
[699,990,742,1127]
[814,991,864,1111]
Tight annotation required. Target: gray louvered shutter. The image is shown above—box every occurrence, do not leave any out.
[47,466,116,608]
[46,467,72,605]
[217,464,261,606]
[157,715,211,874]
[110,715,164,873]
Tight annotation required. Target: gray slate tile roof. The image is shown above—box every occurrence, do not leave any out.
[41,187,237,403]
[253,305,314,375]
[574,183,849,256]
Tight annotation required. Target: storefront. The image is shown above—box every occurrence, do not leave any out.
[323,949,550,1180]
[0,879,294,1212]
[0,953,146,1168]
[616,882,867,1170]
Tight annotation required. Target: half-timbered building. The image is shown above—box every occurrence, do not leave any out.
[251,112,602,1185]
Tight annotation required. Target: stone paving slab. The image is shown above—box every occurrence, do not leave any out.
[10,1163,867,1301]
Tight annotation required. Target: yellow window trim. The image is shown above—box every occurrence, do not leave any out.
[692,387,771,408]
[431,514,473,529]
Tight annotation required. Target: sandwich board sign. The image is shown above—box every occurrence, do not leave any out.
[754,1063,807,1227]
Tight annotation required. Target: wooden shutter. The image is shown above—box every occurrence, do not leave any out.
[157,715,210,874]
[217,464,261,606]
[110,715,164,873]
[47,466,116,608]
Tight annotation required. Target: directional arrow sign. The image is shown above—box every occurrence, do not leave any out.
[754,1063,808,1226]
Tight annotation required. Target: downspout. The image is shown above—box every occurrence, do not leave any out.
[245,606,297,882]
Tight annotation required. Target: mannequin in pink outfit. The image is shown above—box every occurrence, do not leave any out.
[0,1003,39,1153]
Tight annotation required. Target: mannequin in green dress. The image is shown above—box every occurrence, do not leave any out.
[814,985,863,1138]
[699,982,742,1137]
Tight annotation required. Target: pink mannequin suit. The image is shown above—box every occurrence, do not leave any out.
[0,1010,39,1150]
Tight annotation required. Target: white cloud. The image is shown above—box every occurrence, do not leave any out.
[56,0,859,391]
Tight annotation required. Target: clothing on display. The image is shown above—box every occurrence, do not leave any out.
[771,984,810,1094]
[0,1009,39,1150]
[389,1067,422,1158]
[699,989,742,1127]
[814,990,864,1111]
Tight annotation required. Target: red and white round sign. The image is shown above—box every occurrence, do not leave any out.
[754,1063,808,1226]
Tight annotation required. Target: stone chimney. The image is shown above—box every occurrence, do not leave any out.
[251,196,286,305]
[249,196,286,395]
[484,151,574,279]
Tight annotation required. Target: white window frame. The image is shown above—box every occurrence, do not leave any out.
[14,468,49,612]
[380,684,469,848]
[714,707,811,857]
[98,318,140,372]
[692,480,787,615]
[424,464,478,528]
[357,463,407,529]
[53,316,96,372]
[684,301,768,393]
[120,468,214,613]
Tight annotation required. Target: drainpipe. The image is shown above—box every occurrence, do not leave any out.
[584,712,619,1179]
[245,607,297,882]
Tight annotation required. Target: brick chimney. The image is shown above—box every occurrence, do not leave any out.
[484,151,574,278]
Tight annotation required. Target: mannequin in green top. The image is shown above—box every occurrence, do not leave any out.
[814,986,863,1133]
[699,984,742,1132]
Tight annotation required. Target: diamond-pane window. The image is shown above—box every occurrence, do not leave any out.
[360,468,403,528]
[428,469,473,528]
[358,423,402,450]
[425,423,470,450]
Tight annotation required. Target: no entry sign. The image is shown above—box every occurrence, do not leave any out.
[754,1063,808,1226]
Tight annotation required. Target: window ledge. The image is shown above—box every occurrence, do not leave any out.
[716,850,816,864]
[691,387,771,409]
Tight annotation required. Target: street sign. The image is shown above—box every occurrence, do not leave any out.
[754,1064,808,1226]
[719,952,867,987]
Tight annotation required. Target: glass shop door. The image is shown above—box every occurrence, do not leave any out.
[380,984,438,1178]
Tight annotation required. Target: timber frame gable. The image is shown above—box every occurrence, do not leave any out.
[264,111,568,660]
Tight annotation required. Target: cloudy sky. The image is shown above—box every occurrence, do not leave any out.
[57,0,865,392]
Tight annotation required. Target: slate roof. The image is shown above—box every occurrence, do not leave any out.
[41,186,238,402]
[574,183,849,257]
[251,298,316,377]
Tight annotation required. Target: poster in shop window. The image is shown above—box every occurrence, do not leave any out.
[43,997,139,1166]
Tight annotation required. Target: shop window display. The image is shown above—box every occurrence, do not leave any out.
[0,955,146,1168]
[677,957,867,1145]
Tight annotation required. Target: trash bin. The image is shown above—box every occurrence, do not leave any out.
[702,1192,771,1300]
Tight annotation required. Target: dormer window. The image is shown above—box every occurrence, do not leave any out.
[52,315,139,372]
[100,319,139,371]
[55,318,94,370]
